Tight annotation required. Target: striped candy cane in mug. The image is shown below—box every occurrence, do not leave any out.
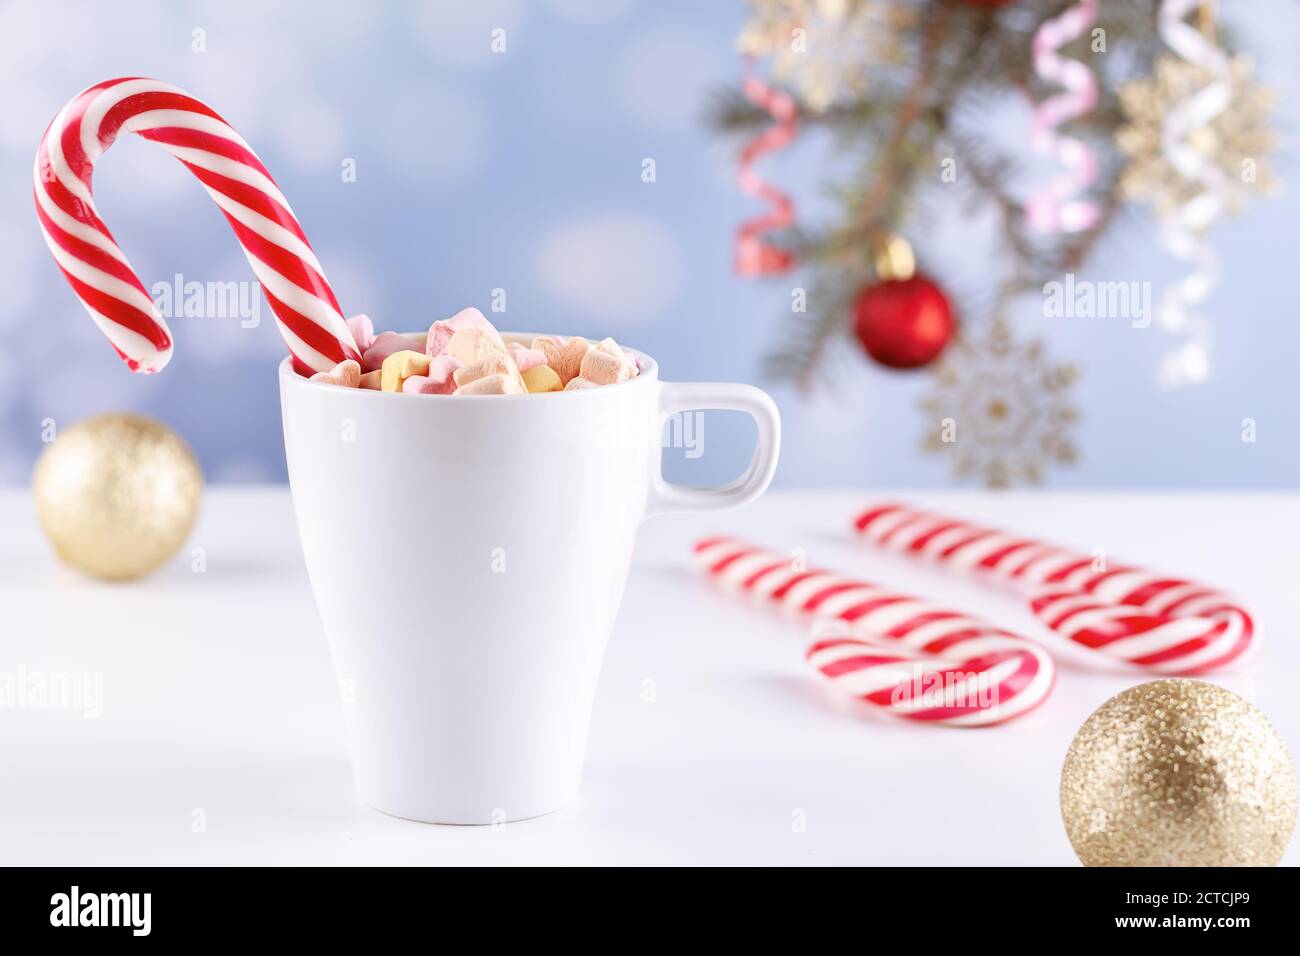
[34,77,360,375]
[694,537,1055,727]
[853,503,1253,674]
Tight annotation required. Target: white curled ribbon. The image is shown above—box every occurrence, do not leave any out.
[1155,0,1231,387]
[1025,0,1101,233]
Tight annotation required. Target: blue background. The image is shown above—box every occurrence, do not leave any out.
[1,0,1296,488]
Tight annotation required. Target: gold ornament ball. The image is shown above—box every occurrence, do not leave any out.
[33,413,203,581]
[1061,679,1297,867]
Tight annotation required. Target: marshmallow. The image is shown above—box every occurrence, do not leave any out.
[402,369,466,395]
[443,327,509,366]
[453,351,529,398]
[593,337,640,373]
[454,372,526,395]
[521,364,564,393]
[532,336,589,385]
[361,331,417,373]
[453,353,513,387]
[579,337,636,385]
[410,353,462,394]
[381,349,432,392]
[318,312,636,396]
[426,308,505,359]
[508,345,548,373]
[347,314,377,353]
[310,358,361,388]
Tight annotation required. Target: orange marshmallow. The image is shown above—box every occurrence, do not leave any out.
[533,336,589,385]
[579,341,635,385]
[310,358,361,388]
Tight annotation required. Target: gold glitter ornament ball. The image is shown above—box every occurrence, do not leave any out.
[1061,680,1297,867]
[33,413,203,581]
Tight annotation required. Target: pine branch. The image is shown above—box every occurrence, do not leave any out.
[780,0,981,392]
[724,0,1230,393]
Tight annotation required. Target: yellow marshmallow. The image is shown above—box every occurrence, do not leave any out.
[521,364,564,393]
[380,350,432,392]
[359,370,383,390]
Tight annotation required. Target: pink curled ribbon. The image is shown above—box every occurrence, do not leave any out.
[734,68,799,277]
[1025,0,1101,233]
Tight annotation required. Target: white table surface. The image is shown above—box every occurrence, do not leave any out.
[1,487,1296,866]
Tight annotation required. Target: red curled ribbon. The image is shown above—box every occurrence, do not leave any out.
[734,69,800,277]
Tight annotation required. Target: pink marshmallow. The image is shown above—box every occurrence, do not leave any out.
[428,353,461,388]
[361,331,418,373]
[401,354,462,394]
[399,353,461,394]
[347,314,376,353]
[507,345,547,373]
[563,376,599,390]
[426,308,505,359]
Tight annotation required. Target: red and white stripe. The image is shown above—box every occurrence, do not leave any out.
[694,537,1055,727]
[34,77,360,375]
[853,503,1254,675]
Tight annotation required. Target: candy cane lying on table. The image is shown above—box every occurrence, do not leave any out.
[693,537,1055,727]
[853,503,1253,675]
[34,77,360,375]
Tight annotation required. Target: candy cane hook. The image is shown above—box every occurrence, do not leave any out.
[34,77,360,375]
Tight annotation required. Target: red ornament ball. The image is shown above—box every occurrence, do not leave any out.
[851,274,955,370]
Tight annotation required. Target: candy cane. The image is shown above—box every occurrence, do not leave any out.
[1024,0,1101,233]
[853,503,1253,674]
[694,537,1055,727]
[34,77,360,375]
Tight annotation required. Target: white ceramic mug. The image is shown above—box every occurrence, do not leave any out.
[280,334,780,824]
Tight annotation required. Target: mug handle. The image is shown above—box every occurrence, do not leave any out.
[647,381,781,516]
